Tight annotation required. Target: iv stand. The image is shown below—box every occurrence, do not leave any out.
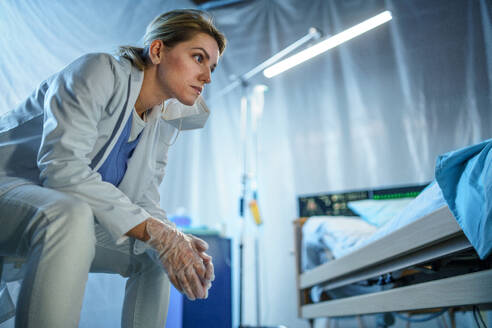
[230,28,321,328]
[239,83,267,328]
[238,81,248,328]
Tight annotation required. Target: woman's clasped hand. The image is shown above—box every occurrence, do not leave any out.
[146,219,214,300]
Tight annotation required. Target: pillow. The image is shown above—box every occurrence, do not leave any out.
[347,198,415,227]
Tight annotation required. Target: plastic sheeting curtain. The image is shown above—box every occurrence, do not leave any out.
[188,1,492,326]
[0,1,491,327]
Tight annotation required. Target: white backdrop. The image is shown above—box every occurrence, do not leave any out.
[1,0,491,327]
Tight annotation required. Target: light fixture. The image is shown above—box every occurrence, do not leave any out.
[212,27,321,100]
[263,10,392,78]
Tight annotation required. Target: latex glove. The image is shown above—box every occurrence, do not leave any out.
[189,235,215,294]
[146,219,211,300]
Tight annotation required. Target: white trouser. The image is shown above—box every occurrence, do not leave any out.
[0,183,170,328]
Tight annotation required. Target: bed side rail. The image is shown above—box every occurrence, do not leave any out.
[300,206,466,289]
[302,269,492,318]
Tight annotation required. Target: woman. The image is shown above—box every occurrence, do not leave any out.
[0,9,226,328]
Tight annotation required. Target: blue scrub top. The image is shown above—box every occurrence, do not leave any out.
[97,112,142,186]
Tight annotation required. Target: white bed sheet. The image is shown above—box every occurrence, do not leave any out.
[301,216,377,271]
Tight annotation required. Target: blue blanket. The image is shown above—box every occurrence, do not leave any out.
[435,138,492,259]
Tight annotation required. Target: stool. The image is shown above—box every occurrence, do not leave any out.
[0,256,26,324]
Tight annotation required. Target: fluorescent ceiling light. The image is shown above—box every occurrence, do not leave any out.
[263,10,392,78]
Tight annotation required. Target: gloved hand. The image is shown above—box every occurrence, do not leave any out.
[189,235,215,296]
[146,219,214,300]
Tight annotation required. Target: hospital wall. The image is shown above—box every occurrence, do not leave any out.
[0,1,491,328]
[160,1,492,327]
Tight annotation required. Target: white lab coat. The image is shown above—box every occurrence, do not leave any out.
[0,53,179,246]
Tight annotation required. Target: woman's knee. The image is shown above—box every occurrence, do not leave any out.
[128,250,166,278]
[35,196,96,254]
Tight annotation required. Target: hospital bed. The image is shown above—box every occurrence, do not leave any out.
[293,182,492,327]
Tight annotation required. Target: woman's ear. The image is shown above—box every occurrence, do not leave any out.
[148,39,164,65]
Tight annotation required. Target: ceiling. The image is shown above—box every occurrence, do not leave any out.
[191,0,253,10]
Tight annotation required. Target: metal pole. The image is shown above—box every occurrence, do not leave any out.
[254,234,261,326]
[238,83,249,328]
[250,85,266,327]
[238,241,244,327]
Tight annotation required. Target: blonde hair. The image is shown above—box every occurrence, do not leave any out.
[118,9,226,70]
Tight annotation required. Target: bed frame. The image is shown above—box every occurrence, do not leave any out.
[293,205,492,325]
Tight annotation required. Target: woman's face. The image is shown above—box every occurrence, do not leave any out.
[156,32,220,106]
